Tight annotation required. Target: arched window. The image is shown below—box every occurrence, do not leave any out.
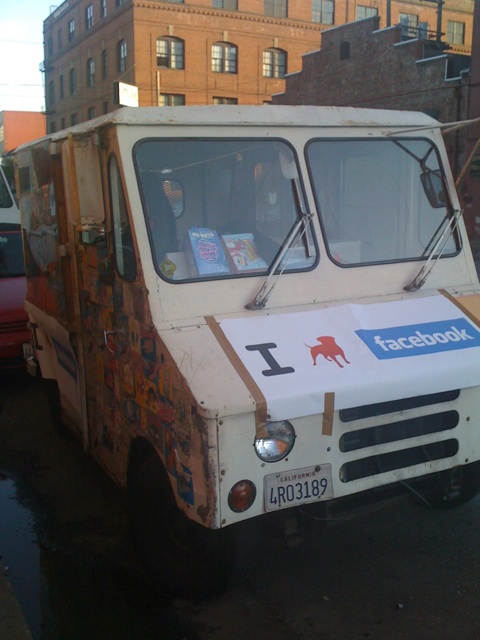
[211,42,237,74]
[156,37,184,69]
[87,58,95,87]
[263,48,287,78]
[117,39,127,73]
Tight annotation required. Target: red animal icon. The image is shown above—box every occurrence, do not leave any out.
[306,336,350,368]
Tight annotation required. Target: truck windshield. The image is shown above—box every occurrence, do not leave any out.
[0,225,25,278]
[134,138,317,281]
[306,138,458,265]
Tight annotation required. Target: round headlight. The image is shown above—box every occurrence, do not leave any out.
[254,420,295,462]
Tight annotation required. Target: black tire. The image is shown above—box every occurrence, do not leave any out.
[421,461,480,509]
[128,453,258,599]
[43,378,64,433]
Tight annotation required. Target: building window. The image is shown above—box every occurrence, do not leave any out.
[86,4,94,29]
[48,80,55,107]
[117,39,127,73]
[212,97,238,105]
[356,5,377,19]
[69,68,77,95]
[156,37,184,69]
[103,101,109,114]
[212,42,237,73]
[263,48,287,78]
[399,13,419,38]
[264,0,287,18]
[447,20,465,45]
[87,106,96,120]
[312,0,334,25]
[158,93,186,106]
[102,49,108,79]
[49,122,56,134]
[87,58,95,87]
[61,117,66,129]
[115,0,125,6]
[101,0,107,18]
[57,28,63,50]
[70,113,78,126]
[59,74,64,99]
[47,36,54,57]
[213,0,238,8]
[68,19,75,41]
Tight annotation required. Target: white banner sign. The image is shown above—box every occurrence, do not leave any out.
[218,295,480,421]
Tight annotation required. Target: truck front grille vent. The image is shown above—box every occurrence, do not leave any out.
[339,411,459,453]
[339,390,460,422]
[340,439,458,483]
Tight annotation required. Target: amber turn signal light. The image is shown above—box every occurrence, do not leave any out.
[228,479,256,512]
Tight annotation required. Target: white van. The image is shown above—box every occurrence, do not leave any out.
[14,106,480,597]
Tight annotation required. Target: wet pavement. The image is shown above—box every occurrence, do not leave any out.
[2,373,480,639]
[0,476,39,638]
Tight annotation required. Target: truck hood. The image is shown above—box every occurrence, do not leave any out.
[160,292,480,429]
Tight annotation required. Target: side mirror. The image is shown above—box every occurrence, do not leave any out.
[421,169,447,209]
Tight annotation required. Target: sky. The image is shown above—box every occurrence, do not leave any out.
[0,0,56,112]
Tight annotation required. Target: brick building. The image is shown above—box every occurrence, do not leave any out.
[0,111,46,155]
[43,0,473,133]
[273,16,470,122]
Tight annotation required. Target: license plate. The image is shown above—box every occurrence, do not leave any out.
[264,464,333,512]
[22,343,34,359]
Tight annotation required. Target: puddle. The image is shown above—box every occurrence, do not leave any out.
[0,474,199,640]
[0,475,41,638]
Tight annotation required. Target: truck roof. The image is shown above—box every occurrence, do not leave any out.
[15,105,440,151]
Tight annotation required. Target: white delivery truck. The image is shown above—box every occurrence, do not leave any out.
[14,106,480,597]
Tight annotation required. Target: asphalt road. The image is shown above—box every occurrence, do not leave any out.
[1,373,480,640]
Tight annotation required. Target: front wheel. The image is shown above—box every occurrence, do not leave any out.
[128,454,258,599]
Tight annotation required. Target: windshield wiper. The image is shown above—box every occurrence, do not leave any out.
[245,206,313,310]
[404,208,462,292]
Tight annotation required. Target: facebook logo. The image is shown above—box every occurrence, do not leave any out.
[356,318,480,360]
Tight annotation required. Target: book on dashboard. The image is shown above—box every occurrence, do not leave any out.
[188,227,230,275]
[222,233,267,272]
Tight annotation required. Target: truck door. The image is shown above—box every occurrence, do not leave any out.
[59,133,107,450]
